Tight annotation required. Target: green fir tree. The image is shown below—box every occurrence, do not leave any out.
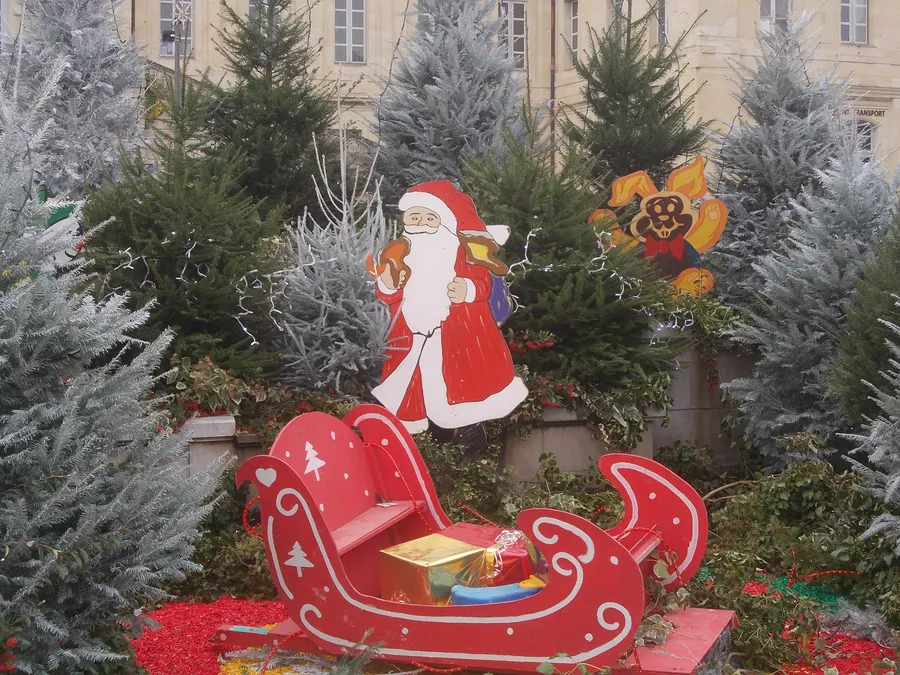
[564,0,707,185]
[209,0,337,221]
[831,219,900,426]
[85,77,282,378]
[464,115,678,428]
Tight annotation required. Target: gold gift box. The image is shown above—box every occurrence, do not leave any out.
[380,533,488,606]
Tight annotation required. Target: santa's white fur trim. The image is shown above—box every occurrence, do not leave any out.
[463,278,476,303]
[486,225,511,246]
[398,191,458,231]
[419,329,528,428]
[373,327,528,430]
[372,334,428,412]
[403,418,430,434]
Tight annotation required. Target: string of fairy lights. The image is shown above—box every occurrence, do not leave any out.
[98,216,693,350]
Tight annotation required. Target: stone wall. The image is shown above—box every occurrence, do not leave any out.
[502,347,754,481]
[501,408,654,482]
[647,347,755,469]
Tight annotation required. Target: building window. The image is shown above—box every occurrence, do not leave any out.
[248,0,267,20]
[610,0,625,24]
[335,0,365,64]
[250,0,283,28]
[656,0,667,43]
[857,120,874,157]
[841,0,868,44]
[760,0,789,33]
[160,0,192,57]
[0,0,6,54]
[417,5,434,35]
[568,1,578,63]
[499,1,527,69]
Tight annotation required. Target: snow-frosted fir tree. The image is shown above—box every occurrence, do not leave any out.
[724,135,898,462]
[375,0,525,203]
[10,0,145,196]
[844,300,900,555]
[277,119,391,396]
[0,67,221,672]
[711,17,848,307]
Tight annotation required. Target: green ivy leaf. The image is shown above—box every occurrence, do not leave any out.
[653,559,670,579]
[536,662,556,675]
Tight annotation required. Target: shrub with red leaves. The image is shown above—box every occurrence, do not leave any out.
[0,637,17,673]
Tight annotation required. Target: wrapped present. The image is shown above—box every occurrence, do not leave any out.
[441,523,540,587]
[379,533,488,606]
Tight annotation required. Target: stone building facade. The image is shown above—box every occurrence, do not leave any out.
[2,0,898,165]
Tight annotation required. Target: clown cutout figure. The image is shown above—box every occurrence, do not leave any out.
[366,180,528,436]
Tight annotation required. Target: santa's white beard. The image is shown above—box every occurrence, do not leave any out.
[401,228,460,334]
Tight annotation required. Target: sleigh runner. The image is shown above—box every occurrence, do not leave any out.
[218,405,730,673]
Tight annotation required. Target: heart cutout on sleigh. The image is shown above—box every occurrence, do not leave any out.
[256,468,277,487]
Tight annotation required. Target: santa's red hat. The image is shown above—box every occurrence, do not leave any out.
[398,180,510,245]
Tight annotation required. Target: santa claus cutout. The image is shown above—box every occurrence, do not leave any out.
[367,180,528,435]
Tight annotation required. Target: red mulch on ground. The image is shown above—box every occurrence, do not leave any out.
[132,595,896,675]
[742,581,896,675]
[785,632,896,675]
[131,598,288,675]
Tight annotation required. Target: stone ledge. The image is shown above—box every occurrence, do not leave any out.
[182,415,236,440]
[540,406,581,425]
[235,433,263,448]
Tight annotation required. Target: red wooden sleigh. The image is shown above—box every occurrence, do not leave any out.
[217,405,720,673]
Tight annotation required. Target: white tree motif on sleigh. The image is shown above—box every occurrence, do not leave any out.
[303,441,326,481]
[285,542,315,577]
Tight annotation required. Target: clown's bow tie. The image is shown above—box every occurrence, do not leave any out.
[645,233,685,260]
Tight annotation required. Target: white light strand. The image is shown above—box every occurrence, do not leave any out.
[233,273,259,347]
[112,247,135,271]
[506,228,541,278]
[137,256,155,289]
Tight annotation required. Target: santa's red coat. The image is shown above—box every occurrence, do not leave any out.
[374,246,525,429]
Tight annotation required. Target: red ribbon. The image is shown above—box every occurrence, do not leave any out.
[645,233,685,260]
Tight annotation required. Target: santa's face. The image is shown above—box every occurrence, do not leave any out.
[403,206,442,235]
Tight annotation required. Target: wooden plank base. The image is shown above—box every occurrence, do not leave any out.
[612,608,737,675]
[216,619,316,653]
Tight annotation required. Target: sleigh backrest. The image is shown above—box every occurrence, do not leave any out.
[268,412,379,533]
